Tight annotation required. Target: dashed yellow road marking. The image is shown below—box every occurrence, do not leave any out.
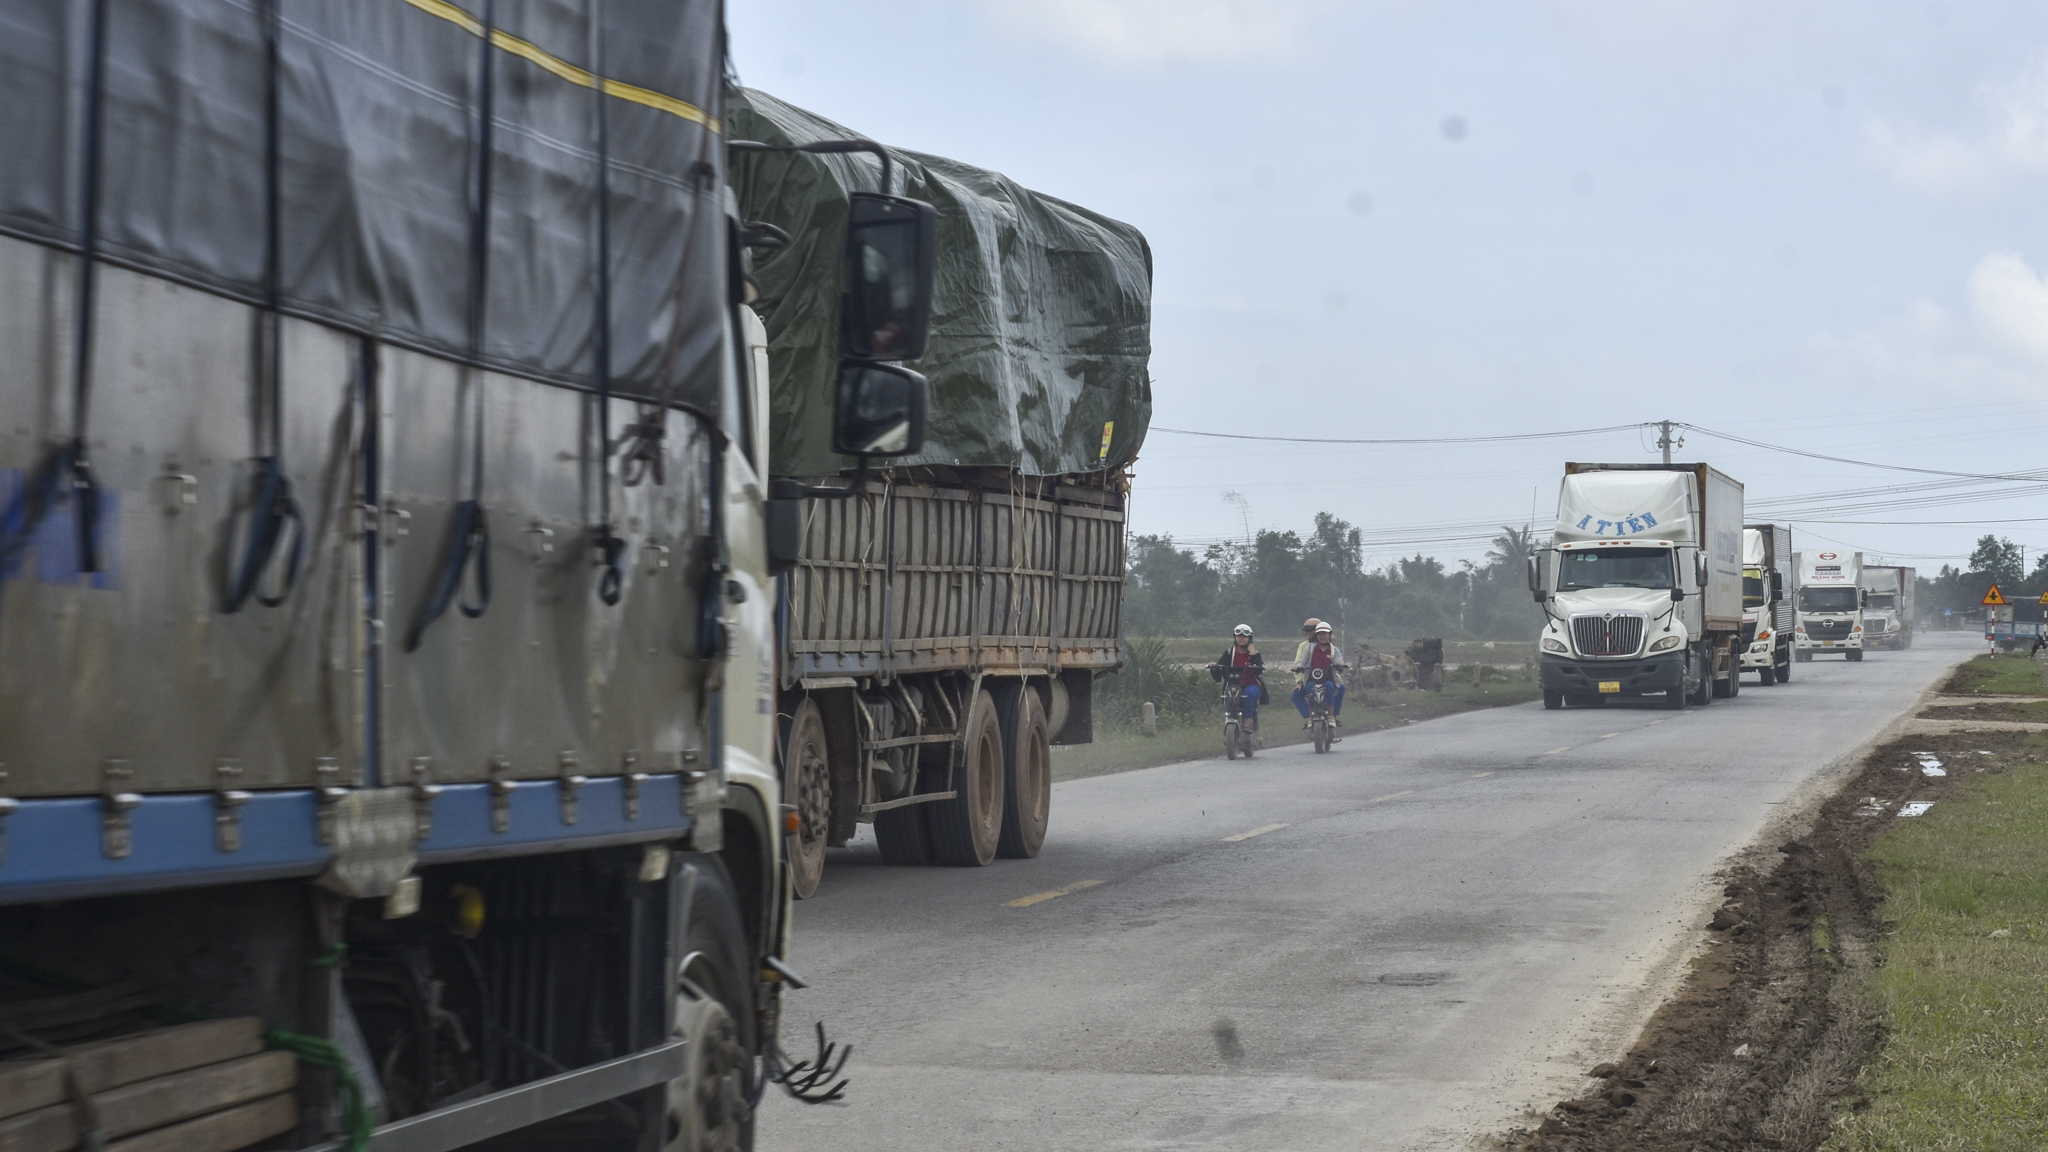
[1004,880,1104,908]
[1367,791,1414,804]
[1222,823,1289,843]
[1471,771,1494,778]
[1600,732,1620,739]
[1543,747,1570,755]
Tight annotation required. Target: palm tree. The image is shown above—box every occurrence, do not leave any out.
[1486,524,1535,575]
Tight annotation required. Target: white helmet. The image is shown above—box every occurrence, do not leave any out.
[1232,624,1254,637]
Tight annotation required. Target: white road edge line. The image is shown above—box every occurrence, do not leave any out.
[1222,823,1289,843]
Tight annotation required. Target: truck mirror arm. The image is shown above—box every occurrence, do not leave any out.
[771,457,870,501]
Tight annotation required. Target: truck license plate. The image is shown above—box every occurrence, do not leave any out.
[1822,641,1835,646]
[1598,681,1621,693]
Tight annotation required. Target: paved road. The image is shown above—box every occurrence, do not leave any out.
[761,635,1977,1151]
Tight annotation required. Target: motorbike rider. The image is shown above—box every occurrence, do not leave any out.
[1292,621,1348,723]
[1207,624,1265,731]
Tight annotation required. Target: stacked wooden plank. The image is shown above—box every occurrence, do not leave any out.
[0,1018,298,1152]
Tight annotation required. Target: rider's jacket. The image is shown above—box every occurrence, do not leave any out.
[1210,645,1264,691]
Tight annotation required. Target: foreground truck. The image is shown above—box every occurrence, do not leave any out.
[1860,565,1917,650]
[1530,463,1746,709]
[1739,523,1795,685]
[1794,551,1865,661]
[728,91,1151,897]
[0,7,940,1149]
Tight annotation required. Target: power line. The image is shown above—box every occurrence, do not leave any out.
[1679,423,2048,483]
[1150,422,1650,446]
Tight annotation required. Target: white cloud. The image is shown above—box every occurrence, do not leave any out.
[973,0,1326,66]
[1969,252,2048,369]
[1866,58,2048,194]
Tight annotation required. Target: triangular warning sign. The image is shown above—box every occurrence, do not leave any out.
[2038,590,2048,604]
[1983,583,2007,606]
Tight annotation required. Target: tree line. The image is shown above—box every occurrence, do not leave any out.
[1921,535,2048,619]
[1125,514,1543,642]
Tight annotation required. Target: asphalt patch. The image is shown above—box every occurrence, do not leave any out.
[1496,729,2034,1152]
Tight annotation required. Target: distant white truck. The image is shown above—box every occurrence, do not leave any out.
[1529,462,1747,709]
[1740,524,1795,684]
[1861,565,1917,650]
[1794,550,1865,661]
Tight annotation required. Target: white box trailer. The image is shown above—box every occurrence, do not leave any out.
[1795,550,1865,660]
[1531,462,1746,709]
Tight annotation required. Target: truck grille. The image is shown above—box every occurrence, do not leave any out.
[1571,614,1645,657]
[1806,618,1853,640]
[1741,620,1758,645]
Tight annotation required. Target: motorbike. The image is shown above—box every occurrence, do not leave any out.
[1217,666,1257,760]
[1298,663,1346,754]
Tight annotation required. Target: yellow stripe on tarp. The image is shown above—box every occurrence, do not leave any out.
[402,0,721,133]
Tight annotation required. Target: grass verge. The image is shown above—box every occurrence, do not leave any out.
[1052,675,1542,782]
[1940,652,2048,696]
[1825,733,2048,1150]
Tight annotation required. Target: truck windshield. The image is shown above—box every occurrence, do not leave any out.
[1799,587,1859,613]
[1743,569,1766,608]
[1558,548,1673,590]
[1865,593,1896,610]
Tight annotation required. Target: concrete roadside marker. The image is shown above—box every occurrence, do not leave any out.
[1222,823,1288,843]
[1004,879,1104,907]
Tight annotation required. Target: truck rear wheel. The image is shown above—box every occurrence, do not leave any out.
[930,690,1005,866]
[782,699,831,899]
[875,802,935,865]
[665,857,758,1152]
[998,688,1052,859]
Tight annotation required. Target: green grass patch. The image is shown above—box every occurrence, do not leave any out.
[1826,739,2048,1149]
[1052,675,1542,782]
[1940,653,2048,697]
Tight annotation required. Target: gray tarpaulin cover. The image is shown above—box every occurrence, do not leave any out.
[0,0,727,413]
[728,88,1153,478]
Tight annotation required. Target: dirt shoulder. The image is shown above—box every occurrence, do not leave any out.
[1495,717,2038,1149]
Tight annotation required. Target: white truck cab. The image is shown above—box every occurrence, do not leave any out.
[1739,524,1794,684]
[1793,550,1865,661]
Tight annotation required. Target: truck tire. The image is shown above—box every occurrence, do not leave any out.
[664,856,757,1152]
[1775,645,1792,683]
[930,690,1005,866]
[1848,649,1863,662]
[874,803,935,865]
[998,688,1052,859]
[1543,690,1564,710]
[1689,649,1713,707]
[782,699,831,899]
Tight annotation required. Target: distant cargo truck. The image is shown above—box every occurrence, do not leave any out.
[1530,462,1747,709]
[1740,523,1795,684]
[1794,551,1865,660]
[1861,565,1917,650]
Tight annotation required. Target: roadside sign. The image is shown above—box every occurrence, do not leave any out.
[1984,584,2008,606]
[2038,590,2048,605]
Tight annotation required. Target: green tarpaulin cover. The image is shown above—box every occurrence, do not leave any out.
[728,88,1153,478]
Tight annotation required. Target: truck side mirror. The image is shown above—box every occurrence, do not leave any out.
[1694,551,1707,585]
[1671,586,1685,603]
[832,362,928,457]
[1525,555,1540,592]
[1770,570,1783,600]
[840,192,938,362]
[1861,589,1870,607]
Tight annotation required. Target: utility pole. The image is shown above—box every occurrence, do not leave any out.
[1655,420,1683,465]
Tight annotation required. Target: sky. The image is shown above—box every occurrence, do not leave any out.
[727,0,2048,575]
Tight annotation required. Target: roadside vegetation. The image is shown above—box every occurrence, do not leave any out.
[1940,651,2048,697]
[1826,735,2048,1150]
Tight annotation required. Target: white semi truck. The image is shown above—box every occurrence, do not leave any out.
[1740,523,1795,684]
[1530,462,1747,709]
[1861,565,1917,650]
[1794,551,1866,661]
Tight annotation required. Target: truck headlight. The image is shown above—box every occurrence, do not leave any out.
[1542,637,1569,654]
[1649,635,1682,652]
